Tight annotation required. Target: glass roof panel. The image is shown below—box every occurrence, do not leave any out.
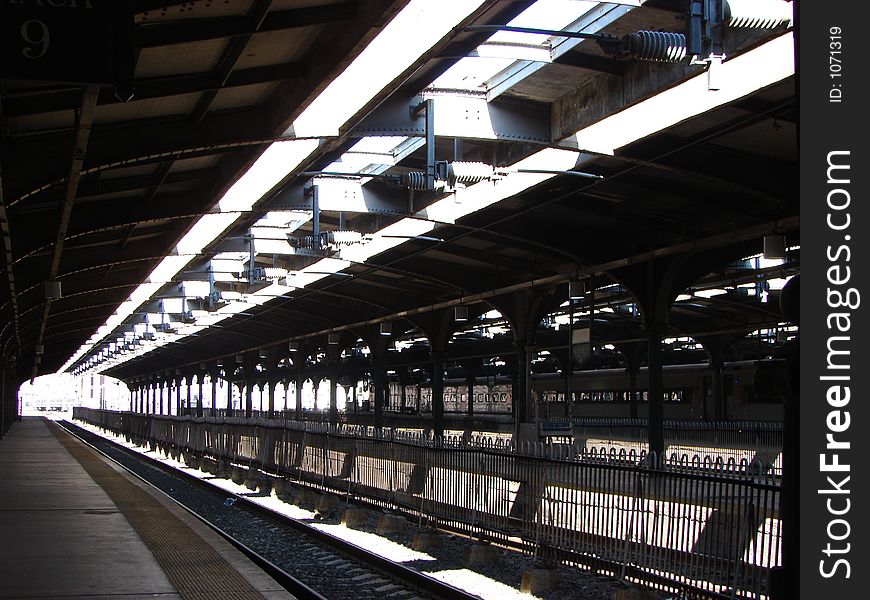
[432,0,599,92]
[325,136,413,174]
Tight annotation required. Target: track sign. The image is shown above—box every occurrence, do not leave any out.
[0,0,133,86]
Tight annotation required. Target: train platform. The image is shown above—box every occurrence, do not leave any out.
[0,416,294,600]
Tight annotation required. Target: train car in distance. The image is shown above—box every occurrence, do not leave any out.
[366,360,786,422]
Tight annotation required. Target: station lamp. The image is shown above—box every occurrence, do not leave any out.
[569,279,587,300]
[380,322,392,336]
[328,333,340,345]
[288,341,299,352]
[763,234,786,259]
[454,306,468,322]
[45,280,62,300]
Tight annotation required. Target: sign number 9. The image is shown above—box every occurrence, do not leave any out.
[21,20,50,60]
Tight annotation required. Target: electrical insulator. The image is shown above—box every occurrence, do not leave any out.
[403,171,430,191]
[447,162,494,187]
[289,230,362,250]
[624,31,687,62]
[262,267,289,280]
[288,234,319,249]
[725,0,792,29]
[325,230,363,246]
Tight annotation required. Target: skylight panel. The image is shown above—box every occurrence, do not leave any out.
[432,0,599,92]
[180,281,210,297]
[325,136,413,174]
[484,1,636,100]
[351,136,409,154]
[217,139,320,213]
[253,210,311,229]
[174,212,240,256]
[489,0,598,44]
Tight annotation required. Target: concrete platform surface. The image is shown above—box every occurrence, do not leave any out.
[0,417,294,600]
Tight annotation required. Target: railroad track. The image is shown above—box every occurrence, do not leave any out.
[59,420,481,600]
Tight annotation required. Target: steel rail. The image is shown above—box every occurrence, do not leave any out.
[55,419,328,600]
[59,419,483,600]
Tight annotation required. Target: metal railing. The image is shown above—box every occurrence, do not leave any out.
[113,409,784,477]
[75,408,781,599]
[572,418,783,477]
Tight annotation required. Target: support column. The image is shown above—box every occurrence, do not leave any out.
[711,357,724,421]
[186,376,192,416]
[459,359,482,417]
[431,352,445,439]
[397,367,410,414]
[295,374,304,421]
[770,276,799,600]
[226,375,233,417]
[646,325,664,458]
[267,379,276,419]
[615,342,644,421]
[209,363,220,417]
[695,334,743,421]
[244,379,253,418]
[197,374,204,418]
[328,368,338,426]
[211,372,218,417]
[467,369,475,417]
[373,359,386,429]
[176,378,182,416]
[628,365,639,419]
[512,342,535,438]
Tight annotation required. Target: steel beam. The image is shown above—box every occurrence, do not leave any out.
[34,86,99,374]
[349,93,550,144]
[5,107,275,206]
[2,62,306,118]
[135,3,356,48]
[551,27,782,144]
[269,177,413,216]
